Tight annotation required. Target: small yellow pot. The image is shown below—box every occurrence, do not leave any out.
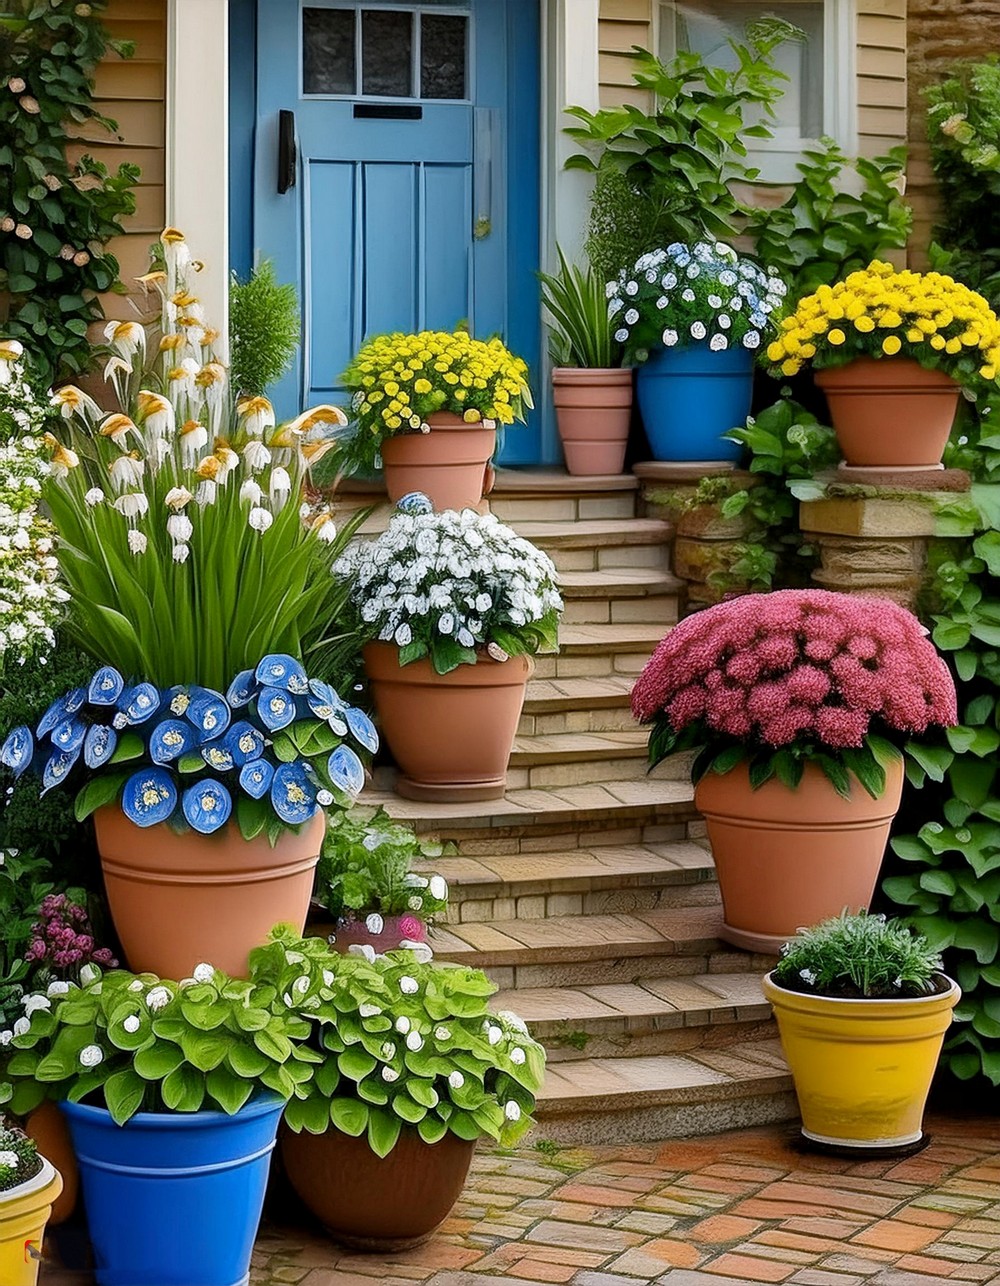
[0,1158,63,1285]
[763,972,959,1150]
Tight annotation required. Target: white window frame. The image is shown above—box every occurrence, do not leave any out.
[654,0,857,185]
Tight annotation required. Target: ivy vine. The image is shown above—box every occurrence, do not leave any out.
[0,0,138,385]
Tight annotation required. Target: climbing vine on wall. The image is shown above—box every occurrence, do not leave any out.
[0,0,138,385]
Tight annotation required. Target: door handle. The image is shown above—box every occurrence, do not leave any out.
[474,107,497,240]
[278,109,296,194]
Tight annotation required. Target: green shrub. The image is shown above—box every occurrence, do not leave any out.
[773,912,943,1000]
[229,260,301,398]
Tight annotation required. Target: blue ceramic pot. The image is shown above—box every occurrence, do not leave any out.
[635,343,754,462]
[61,1094,283,1286]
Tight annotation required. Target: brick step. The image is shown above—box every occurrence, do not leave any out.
[559,569,680,627]
[514,518,673,575]
[519,674,637,736]
[488,469,640,524]
[493,972,774,1063]
[417,840,717,920]
[533,623,665,680]
[506,729,690,791]
[532,1037,795,1145]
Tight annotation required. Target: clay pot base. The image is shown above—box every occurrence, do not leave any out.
[796,1130,931,1161]
[321,1226,441,1253]
[394,773,506,802]
[721,923,793,955]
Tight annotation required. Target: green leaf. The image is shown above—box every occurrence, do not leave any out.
[391,1092,426,1124]
[104,1068,147,1126]
[329,1097,368,1136]
[109,733,144,764]
[907,742,954,782]
[206,1065,253,1115]
[284,1094,331,1134]
[417,1114,448,1144]
[236,795,269,842]
[338,1047,377,1082]
[133,1041,185,1081]
[161,1065,206,1112]
[74,770,129,821]
[253,1029,293,1062]
[366,1107,402,1157]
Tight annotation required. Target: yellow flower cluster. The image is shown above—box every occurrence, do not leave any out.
[344,330,531,437]
[766,261,1000,383]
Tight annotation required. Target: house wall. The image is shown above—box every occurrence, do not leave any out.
[598,0,652,109]
[857,0,908,157]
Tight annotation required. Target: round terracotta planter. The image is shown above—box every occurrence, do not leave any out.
[280,1124,475,1251]
[694,757,905,954]
[363,642,532,802]
[24,1102,76,1226]
[552,368,632,476]
[310,914,428,954]
[380,413,496,512]
[816,358,960,468]
[94,808,326,979]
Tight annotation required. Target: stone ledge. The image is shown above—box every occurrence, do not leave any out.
[632,461,739,484]
[820,465,971,492]
[799,496,938,538]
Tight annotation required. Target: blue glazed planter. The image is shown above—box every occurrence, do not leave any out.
[61,1094,283,1286]
[635,344,754,462]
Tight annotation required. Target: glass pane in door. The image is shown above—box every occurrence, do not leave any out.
[302,7,356,95]
[361,9,414,96]
[421,14,468,99]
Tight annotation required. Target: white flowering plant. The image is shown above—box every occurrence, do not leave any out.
[252,926,544,1156]
[0,954,319,1125]
[334,495,563,674]
[0,1118,40,1191]
[0,341,69,664]
[40,228,362,692]
[608,242,788,364]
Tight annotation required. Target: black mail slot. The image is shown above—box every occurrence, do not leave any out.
[353,104,423,120]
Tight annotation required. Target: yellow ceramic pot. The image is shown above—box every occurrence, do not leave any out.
[0,1158,63,1285]
[763,972,960,1150]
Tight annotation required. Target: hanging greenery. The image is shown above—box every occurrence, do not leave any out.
[0,0,139,385]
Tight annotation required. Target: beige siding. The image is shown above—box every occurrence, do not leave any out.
[599,0,652,109]
[856,1,908,159]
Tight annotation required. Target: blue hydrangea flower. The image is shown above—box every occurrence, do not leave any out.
[51,718,87,754]
[0,726,33,778]
[396,492,433,516]
[306,680,348,733]
[225,669,258,708]
[327,745,365,796]
[121,683,160,726]
[345,707,378,754]
[163,686,192,718]
[122,767,178,827]
[88,666,124,706]
[84,724,117,769]
[257,686,296,732]
[222,721,264,766]
[150,719,197,764]
[255,654,308,695]
[182,779,232,834]
[271,762,317,824]
[37,688,86,737]
[201,741,235,773]
[41,747,80,794]
[186,688,231,739]
[239,759,274,800]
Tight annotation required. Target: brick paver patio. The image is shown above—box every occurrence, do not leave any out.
[46,1113,1000,1286]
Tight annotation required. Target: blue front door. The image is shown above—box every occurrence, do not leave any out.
[243,0,542,463]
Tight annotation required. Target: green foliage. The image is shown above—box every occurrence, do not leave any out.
[0,850,64,1029]
[315,807,453,922]
[772,912,944,1000]
[0,1118,40,1190]
[538,247,622,369]
[744,140,911,298]
[567,26,795,277]
[254,928,544,1155]
[229,260,301,398]
[0,0,138,385]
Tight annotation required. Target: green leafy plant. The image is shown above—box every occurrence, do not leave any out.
[538,247,621,368]
[316,808,452,925]
[254,928,544,1157]
[772,912,945,1000]
[229,260,301,399]
[0,1117,40,1190]
[0,0,139,385]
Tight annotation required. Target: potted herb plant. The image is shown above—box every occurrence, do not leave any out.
[252,928,544,1251]
[767,260,1000,467]
[0,954,316,1286]
[313,808,451,954]
[538,248,632,475]
[0,1119,62,1286]
[632,588,957,952]
[764,913,960,1153]
[334,494,562,801]
[609,242,787,463]
[339,329,532,512]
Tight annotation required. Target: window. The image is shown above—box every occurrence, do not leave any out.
[657,0,855,182]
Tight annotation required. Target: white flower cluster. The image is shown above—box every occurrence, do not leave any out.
[0,345,68,662]
[334,507,563,654]
[607,242,787,359]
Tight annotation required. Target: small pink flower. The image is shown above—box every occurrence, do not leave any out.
[397,915,425,942]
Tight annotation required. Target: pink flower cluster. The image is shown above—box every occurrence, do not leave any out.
[632,590,957,749]
[26,893,117,973]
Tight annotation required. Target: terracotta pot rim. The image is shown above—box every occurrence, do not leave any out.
[363,641,535,677]
[551,366,634,382]
[763,971,959,1013]
[816,357,958,390]
[423,412,490,429]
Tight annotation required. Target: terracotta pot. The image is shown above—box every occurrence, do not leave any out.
[280,1124,475,1251]
[694,758,904,954]
[94,808,326,979]
[816,358,960,468]
[24,1103,76,1226]
[552,367,632,475]
[308,914,428,954]
[363,643,532,802]
[380,413,496,511]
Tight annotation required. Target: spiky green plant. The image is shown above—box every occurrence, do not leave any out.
[538,247,622,369]
[229,259,301,398]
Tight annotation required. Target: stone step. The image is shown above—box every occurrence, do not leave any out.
[418,840,717,922]
[533,622,666,680]
[518,674,636,736]
[532,1037,795,1145]
[558,569,681,626]
[488,469,640,524]
[515,518,673,574]
[506,729,690,791]
[493,972,775,1063]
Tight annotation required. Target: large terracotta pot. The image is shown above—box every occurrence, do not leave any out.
[94,808,326,979]
[24,1103,77,1226]
[552,368,632,475]
[816,357,960,468]
[380,413,496,511]
[280,1124,475,1251]
[364,643,532,802]
[694,758,904,954]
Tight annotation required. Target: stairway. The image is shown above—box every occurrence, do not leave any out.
[343,470,796,1145]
